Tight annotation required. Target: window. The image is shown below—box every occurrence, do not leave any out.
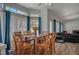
[30,17,39,32]
[6,6,17,13]
[6,6,28,16]
[54,19,63,33]
[10,13,27,40]
[17,10,28,16]
[56,22,60,32]
[49,21,53,33]
[10,13,27,49]
[0,3,4,9]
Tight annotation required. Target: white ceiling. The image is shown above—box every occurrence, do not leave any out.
[49,3,79,20]
[18,3,79,20]
[18,3,42,10]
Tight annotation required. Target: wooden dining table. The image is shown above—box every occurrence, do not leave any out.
[23,34,45,54]
[22,32,56,55]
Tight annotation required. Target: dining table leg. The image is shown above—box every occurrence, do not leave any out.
[33,38,36,54]
[50,42,52,54]
[34,39,35,54]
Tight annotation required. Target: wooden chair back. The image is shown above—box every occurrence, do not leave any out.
[44,34,50,45]
[23,31,28,35]
[35,35,50,54]
[13,32,23,55]
[52,32,56,43]
[13,32,22,36]
[49,32,56,54]
[36,36,45,44]
[49,32,56,43]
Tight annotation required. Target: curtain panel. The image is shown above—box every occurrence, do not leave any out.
[38,17,42,34]
[5,11,11,55]
[27,16,30,31]
[53,19,56,32]
[0,16,2,43]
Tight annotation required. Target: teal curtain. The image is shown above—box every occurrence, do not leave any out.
[27,16,30,31]
[59,22,61,32]
[0,16,2,43]
[53,19,56,32]
[5,11,11,55]
[38,17,42,34]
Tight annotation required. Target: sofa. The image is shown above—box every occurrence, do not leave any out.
[56,31,79,43]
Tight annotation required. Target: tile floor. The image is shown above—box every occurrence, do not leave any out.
[55,42,79,55]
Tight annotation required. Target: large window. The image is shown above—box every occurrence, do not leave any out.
[49,21,53,33]
[5,6,29,49]
[10,13,27,49]
[5,6,28,42]
[10,13,27,40]
[0,3,4,9]
[56,21,60,32]
[61,23,63,32]
[53,19,63,33]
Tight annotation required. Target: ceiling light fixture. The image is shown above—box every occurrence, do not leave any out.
[38,3,52,6]
[45,3,52,6]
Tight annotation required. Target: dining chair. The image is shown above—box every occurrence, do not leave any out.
[35,34,50,55]
[49,32,56,54]
[13,33,23,55]
[23,31,28,35]
[13,32,32,55]
[23,41,32,55]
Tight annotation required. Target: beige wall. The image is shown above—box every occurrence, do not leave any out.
[64,19,79,33]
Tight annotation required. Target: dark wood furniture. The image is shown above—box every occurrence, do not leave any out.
[35,32,56,55]
[12,32,56,55]
[49,32,56,54]
[35,35,50,54]
[13,32,32,55]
